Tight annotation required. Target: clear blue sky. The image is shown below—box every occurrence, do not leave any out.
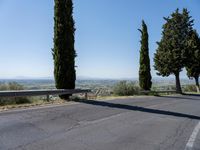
[0,0,199,79]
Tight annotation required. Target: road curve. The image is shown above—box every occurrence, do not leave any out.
[0,95,200,150]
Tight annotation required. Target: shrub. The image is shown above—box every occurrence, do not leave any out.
[8,82,24,90]
[183,84,197,92]
[113,81,140,96]
[0,82,31,106]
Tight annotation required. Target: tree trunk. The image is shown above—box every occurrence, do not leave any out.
[195,76,200,93]
[175,72,182,94]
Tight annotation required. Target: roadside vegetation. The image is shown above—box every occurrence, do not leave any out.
[0,82,31,106]
[0,82,70,110]
[113,81,140,96]
[112,81,198,96]
[0,80,199,108]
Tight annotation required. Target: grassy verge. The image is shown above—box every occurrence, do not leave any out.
[0,98,72,112]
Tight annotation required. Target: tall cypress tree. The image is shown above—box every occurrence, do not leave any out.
[186,30,200,92]
[53,0,76,99]
[138,20,152,90]
[154,9,193,93]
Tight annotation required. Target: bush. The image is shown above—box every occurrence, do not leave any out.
[152,85,176,91]
[8,82,24,90]
[0,82,31,106]
[183,84,197,92]
[113,81,140,96]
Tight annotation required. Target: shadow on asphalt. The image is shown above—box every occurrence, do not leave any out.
[72,99,200,120]
[156,93,200,101]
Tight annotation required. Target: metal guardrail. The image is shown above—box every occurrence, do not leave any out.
[140,90,176,94]
[0,89,91,101]
[155,90,176,93]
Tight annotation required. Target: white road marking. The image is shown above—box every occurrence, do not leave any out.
[79,111,155,126]
[80,113,125,125]
[185,121,200,150]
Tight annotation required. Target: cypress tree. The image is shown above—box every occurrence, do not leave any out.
[186,30,200,92]
[53,0,76,99]
[138,20,152,90]
[154,9,193,93]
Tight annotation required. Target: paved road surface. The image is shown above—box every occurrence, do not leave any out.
[0,95,200,150]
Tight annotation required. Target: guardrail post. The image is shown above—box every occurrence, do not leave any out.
[85,93,88,100]
[47,95,50,102]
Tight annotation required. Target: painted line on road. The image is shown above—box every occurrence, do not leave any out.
[79,111,155,126]
[80,113,125,125]
[185,121,200,150]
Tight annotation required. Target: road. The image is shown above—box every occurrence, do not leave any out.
[0,95,200,150]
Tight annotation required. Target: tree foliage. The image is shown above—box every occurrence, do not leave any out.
[154,9,193,93]
[186,30,200,92]
[53,0,76,99]
[138,20,152,90]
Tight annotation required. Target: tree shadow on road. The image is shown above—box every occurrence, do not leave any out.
[72,99,200,120]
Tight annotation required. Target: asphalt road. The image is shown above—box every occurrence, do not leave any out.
[0,95,200,150]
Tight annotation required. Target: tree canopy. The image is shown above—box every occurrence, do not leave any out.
[53,0,76,99]
[138,20,152,90]
[186,30,200,92]
[154,9,193,93]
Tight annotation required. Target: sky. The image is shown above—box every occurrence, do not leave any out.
[0,0,199,79]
